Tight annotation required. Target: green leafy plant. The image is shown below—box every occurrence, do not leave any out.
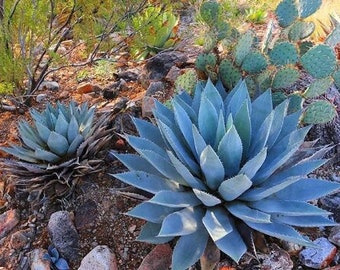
[112,79,340,269]
[129,6,179,60]
[0,101,112,200]
[191,0,339,124]
[245,8,267,24]
[43,245,69,270]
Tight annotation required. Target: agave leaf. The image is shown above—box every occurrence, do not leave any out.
[240,176,300,201]
[57,101,71,122]
[149,191,201,208]
[126,135,168,158]
[34,148,61,163]
[275,110,301,143]
[201,145,225,190]
[47,131,69,156]
[67,134,84,155]
[167,151,207,190]
[202,79,224,113]
[127,202,182,223]
[226,202,271,223]
[35,121,51,143]
[0,146,38,163]
[54,113,68,138]
[198,96,219,145]
[193,189,221,207]
[234,101,251,156]
[192,124,207,158]
[251,89,273,138]
[30,109,46,126]
[214,110,226,149]
[113,171,180,194]
[239,148,267,180]
[218,174,252,201]
[217,124,243,177]
[158,120,200,175]
[249,199,331,216]
[132,117,166,148]
[137,222,174,244]
[248,110,274,158]
[18,121,45,147]
[67,116,79,143]
[79,107,95,136]
[173,95,197,123]
[172,227,209,270]
[266,100,288,149]
[225,80,251,117]
[245,221,313,246]
[154,100,175,127]
[158,207,204,237]
[214,221,247,263]
[215,79,228,99]
[111,153,164,177]
[54,258,69,270]
[273,178,340,201]
[271,215,336,227]
[192,81,204,114]
[202,207,233,241]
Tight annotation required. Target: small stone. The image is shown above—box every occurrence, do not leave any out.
[78,245,118,270]
[142,96,155,118]
[128,224,136,234]
[117,70,139,81]
[329,226,340,247]
[36,94,47,103]
[77,82,102,94]
[137,244,172,270]
[0,209,20,239]
[48,211,80,262]
[10,229,32,249]
[38,81,60,91]
[28,248,50,270]
[299,237,337,269]
[145,81,165,97]
[281,240,302,256]
[319,194,340,222]
[165,66,181,83]
[261,243,294,270]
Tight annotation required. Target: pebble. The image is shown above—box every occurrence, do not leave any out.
[28,248,50,270]
[137,244,172,270]
[36,93,48,103]
[10,228,33,249]
[329,226,340,247]
[48,210,80,262]
[77,82,102,94]
[261,243,294,270]
[78,245,118,270]
[0,209,20,239]
[38,81,60,91]
[299,237,337,269]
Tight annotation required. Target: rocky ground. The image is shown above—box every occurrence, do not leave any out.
[0,7,339,270]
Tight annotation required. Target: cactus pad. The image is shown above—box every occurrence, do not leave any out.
[332,69,340,89]
[256,70,273,92]
[216,21,230,41]
[175,69,198,95]
[200,1,219,26]
[303,100,337,124]
[204,33,218,52]
[272,67,300,89]
[275,0,299,27]
[288,21,315,42]
[301,44,337,79]
[303,77,333,98]
[219,59,242,90]
[326,25,340,48]
[235,31,254,66]
[195,53,217,72]
[241,51,267,74]
[298,0,322,19]
[272,91,287,107]
[269,42,299,66]
[299,41,314,56]
[288,94,304,114]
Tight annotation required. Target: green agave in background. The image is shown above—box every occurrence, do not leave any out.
[113,79,340,269]
[0,101,112,199]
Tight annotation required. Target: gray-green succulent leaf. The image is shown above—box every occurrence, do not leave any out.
[113,79,340,269]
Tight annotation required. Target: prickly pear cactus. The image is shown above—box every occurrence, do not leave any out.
[333,69,340,89]
[288,94,304,114]
[303,77,333,98]
[235,31,255,66]
[219,59,242,90]
[175,69,198,95]
[298,0,322,18]
[200,1,219,26]
[241,52,267,74]
[276,0,299,27]
[195,53,217,72]
[272,67,300,89]
[301,45,337,79]
[288,21,315,42]
[269,42,299,66]
[303,100,337,124]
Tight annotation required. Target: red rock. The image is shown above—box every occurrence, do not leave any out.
[0,209,19,239]
[77,82,97,94]
[137,244,172,270]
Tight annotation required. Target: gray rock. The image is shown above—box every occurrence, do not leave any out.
[78,245,118,270]
[137,244,172,270]
[319,194,340,222]
[36,93,48,103]
[48,211,80,262]
[10,228,34,249]
[145,81,165,97]
[261,243,294,270]
[145,51,188,80]
[329,226,340,247]
[29,248,50,270]
[38,81,60,91]
[299,237,337,269]
[0,209,20,239]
